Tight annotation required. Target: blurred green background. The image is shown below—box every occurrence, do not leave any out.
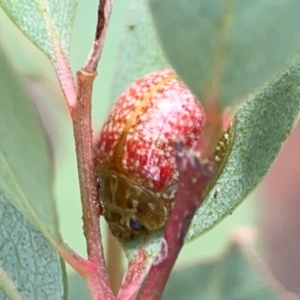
[0,0,255,293]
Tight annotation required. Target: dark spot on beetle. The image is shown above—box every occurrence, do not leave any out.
[129,217,143,231]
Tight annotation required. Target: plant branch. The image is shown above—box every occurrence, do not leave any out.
[49,0,116,297]
[74,70,114,300]
[50,239,95,276]
[71,0,116,299]
[118,241,155,300]
[139,141,215,300]
[84,0,115,72]
[51,39,77,114]
[73,70,101,260]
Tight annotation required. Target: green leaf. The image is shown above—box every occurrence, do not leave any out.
[148,0,300,105]
[187,56,300,241]
[0,45,63,244]
[110,0,169,104]
[68,273,91,300]
[0,0,77,60]
[162,239,299,300]
[0,192,67,300]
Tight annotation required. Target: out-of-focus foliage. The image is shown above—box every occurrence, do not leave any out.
[149,0,300,106]
[163,240,299,300]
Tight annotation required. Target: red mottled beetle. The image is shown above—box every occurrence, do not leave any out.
[95,69,206,239]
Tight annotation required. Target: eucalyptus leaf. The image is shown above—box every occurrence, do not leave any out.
[0,46,63,244]
[187,55,300,241]
[148,0,300,106]
[0,0,76,60]
[68,273,91,300]
[0,192,66,300]
[110,0,169,104]
[0,267,23,300]
[162,241,299,300]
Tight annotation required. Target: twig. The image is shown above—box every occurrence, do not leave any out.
[118,240,156,300]
[74,70,114,300]
[51,39,77,114]
[84,0,115,72]
[139,141,215,300]
[74,70,101,260]
[52,241,95,276]
[71,0,116,299]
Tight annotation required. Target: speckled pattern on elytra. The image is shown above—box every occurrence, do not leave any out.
[96,69,205,191]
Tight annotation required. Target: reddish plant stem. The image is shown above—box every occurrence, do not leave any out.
[50,35,77,112]
[70,0,116,298]
[84,0,115,72]
[74,70,101,258]
[54,241,95,276]
[74,70,114,299]
[118,242,155,300]
[139,141,215,300]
